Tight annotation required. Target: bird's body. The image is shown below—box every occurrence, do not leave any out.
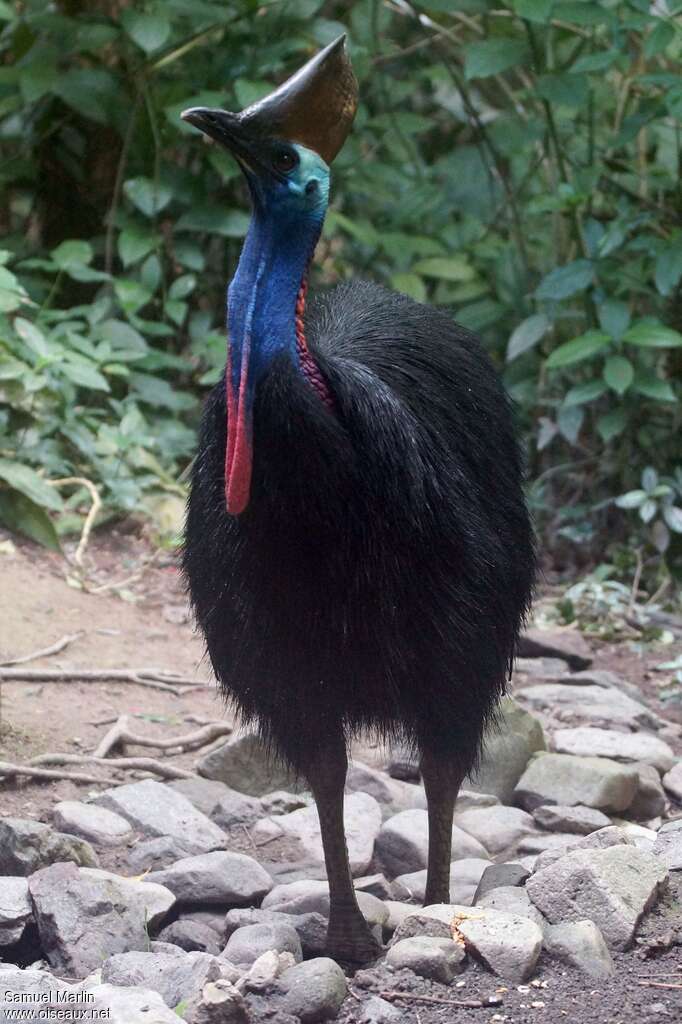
[181,37,535,964]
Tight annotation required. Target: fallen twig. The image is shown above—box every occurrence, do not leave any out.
[0,667,208,695]
[0,632,83,667]
[49,477,101,566]
[0,760,115,785]
[380,990,500,1009]
[638,981,682,990]
[29,752,196,780]
[94,715,231,758]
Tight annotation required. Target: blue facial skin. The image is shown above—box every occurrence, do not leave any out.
[226,144,331,401]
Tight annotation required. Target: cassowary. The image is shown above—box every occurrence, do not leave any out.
[182,36,535,963]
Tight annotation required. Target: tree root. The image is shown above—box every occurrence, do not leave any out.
[0,667,209,695]
[94,715,231,758]
[29,752,196,780]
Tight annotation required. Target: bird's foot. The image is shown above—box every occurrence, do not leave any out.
[325,916,383,965]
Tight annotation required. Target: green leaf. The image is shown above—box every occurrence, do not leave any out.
[124,178,173,218]
[464,39,529,80]
[597,408,627,443]
[0,490,61,551]
[0,459,63,511]
[121,10,170,54]
[623,322,682,348]
[512,0,554,22]
[571,50,619,74]
[61,360,110,391]
[536,73,588,109]
[506,313,549,361]
[644,21,675,58]
[557,405,584,444]
[96,320,148,360]
[536,260,594,300]
[616,490,647,509]
[169,274,196,300]
[642,466,658,493]
[640,499,657,524]
[412,257,475,282]
[563,380,607,407]
[51,240,93,271]
[632,372,677,402]
[603,355,634,395]
[546,330,610,369]
[597,298,630,339]
[118,227,159,267]
[14,318,51,358]
[654,240,682,296]
[176,208,250,237]
[663,505,682,533]
[390,273,426,303]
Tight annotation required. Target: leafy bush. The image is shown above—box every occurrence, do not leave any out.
[0,0,680,589]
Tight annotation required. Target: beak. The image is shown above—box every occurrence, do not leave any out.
[181,107,272,179]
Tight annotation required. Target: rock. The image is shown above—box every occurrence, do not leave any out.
[476,885,544,926]
[375,809,488,877]
[169,777,233,816]
[53,801,133,847]
[127,834,204,873]
[517,833,582,856]
[514,753,639,812]
[224,922,302,966]
[514,657,571,679]
[543,919,615,978]
[392,858,490,905]
[198,733,298,796]
[262,879,388,931]
[184,978,250,1024]
[0,877,32,945]
[383,900,415,934]
[355,874,393,900]
[455,791,500,811]
[474,863,530,902]
[243,948,293,992]
[0,817,97,876]
[518,627,592,670]
[456,911,543,982]
[81,866,175,927]
[278,957,348,1022]
[345,762,425,819]
[28,862,175,977]
[211,789,263,830]
[386,936,465,982]
[629,763,667,820]
[526,844,669,949]
[262,791,311,816]
[454,806,535,855]
[463,698,546,804]
[157,918,223,955]
[553,727,675,774]
[225,908,328,957]
[101,948,222,1009]
[389,914,452,945]
[532,804,611,835]
[517,683,657,729]
[533,824,633,872]
[387,745,420,782]
[149,851,273,906]
[652,819,682,870]
[662,762,682,802]
[359,995,401,1022]
[92,779,226,854]
[85,983,182,1023]
[611,821,657,851]
[0,964,77,1001]
[272,792,382,876]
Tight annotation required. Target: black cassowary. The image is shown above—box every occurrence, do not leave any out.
[182,37,535,963]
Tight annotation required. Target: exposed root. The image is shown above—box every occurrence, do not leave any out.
[29,752,196,780]
[0,667,209,695]
[94,715,231,758]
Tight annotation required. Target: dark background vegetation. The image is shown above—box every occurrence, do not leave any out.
[0,0,681,603]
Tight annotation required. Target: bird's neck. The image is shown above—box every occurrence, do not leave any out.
[226,203,330,405]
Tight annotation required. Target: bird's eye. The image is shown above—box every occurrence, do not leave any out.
[273,150,297,174]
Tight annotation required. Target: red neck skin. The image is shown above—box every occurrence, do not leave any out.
[294,276,334,410]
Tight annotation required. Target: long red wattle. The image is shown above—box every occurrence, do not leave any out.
[225,342,252,515]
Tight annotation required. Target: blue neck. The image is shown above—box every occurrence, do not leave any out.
[226,202,324,397]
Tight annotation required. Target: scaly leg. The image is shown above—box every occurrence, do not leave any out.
[304,735,382,964]
[420,750,465,906]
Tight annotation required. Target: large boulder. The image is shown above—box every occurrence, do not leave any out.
[463,698,546,803]
[514,753,639,813]
[0,817,97,876]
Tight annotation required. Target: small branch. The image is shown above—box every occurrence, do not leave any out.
[49,477,101,566]
[628,546,644,617]
[94,716,231,758]
[0,668,208,695]
[30,752,196,780]
[637,981,682,990]
[380,990,499,1009]
[0,760,115,785]
[94,714,132,758]
[0,632,83,667]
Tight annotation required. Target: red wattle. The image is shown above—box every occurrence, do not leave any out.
[225,344,253,515]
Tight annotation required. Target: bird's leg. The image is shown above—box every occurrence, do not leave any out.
[420,750,465,906]
[304,737,382,964]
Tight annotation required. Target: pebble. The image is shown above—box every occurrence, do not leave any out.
[514,753,639,813]
[386,935,466,982]
[148,851,273,906]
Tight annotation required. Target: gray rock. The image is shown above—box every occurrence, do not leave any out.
[262,879,388,930]
[526,844,669,949]
[517,833,581,856]
[53,801,133,847]
[101,948,222,1009]
[652,819,682,870]
[149,851,273,906]
[456,910,543,982]
[514,753,639,812]
[375,809,488,877]
[80,867,176,927]
[271,792,382,876]
[157,918,223,955]
[387,744,420,782]
[386,936,465,982]
[243,948,294,993]
[517,627,592,670]
[84,982,182,1023]
[533,824,633,872]
[198,733,299,796]
[169,777,232,816]
[474,863,530,902]
[92,779,226,854]
[0,964,77,1001]
[355,873,393,900]
[211,789,263,830]
[278,957,348,1022]
[184,978,250,1024]
[392,858,490,905]
[553,727,675,774]
[345,762,425,819]
[476,885,544,926]
[612,821,657,852]
[359,995,401,1023]
[454,805,535,855]
[629,763,668,820]
[532,804,611,835]
[28,861,175,977]
[389,914,452,945]
[224,922,302,966]
[463,698,546,803]
[127,834,203,873]
[0,817,97,876]
[514,656,571,679]
[0,877,32,945]
[262,791,311,816]
[663,762,682,801]
[454,791,500,811]
[543,919,615,978]
[516,683,657,729]
[224,907,328,957]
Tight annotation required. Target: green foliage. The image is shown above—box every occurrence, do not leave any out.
[0,0,680,588]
